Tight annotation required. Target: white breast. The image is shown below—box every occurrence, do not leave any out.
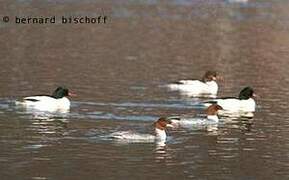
[155,128,167,141]
[205,81,218,95]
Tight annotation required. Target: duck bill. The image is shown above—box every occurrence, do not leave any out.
[166,124,174,128]
[68,92,77,97]
[216,75,224,82]
[252,93,258,98]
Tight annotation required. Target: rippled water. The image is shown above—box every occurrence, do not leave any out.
[1,0,289,179]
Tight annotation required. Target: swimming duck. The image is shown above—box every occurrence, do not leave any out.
[109,117,173,145]
[168,104,223,130]
[203,86,256,112]
[16,86,75,112]
[167,71,221,97]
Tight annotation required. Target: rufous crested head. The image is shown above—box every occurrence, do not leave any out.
[154,117,172,130]
[202,71,218,82]
[206,104,223,115]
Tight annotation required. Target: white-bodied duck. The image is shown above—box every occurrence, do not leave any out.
[109,117,173,146]
[16,86,75,112]
[169,104,223,130]
[167,71,221,97]
[203,86,256,113]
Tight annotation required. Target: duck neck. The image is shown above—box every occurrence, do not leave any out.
[155,128,167,141]
[207,115,219,122]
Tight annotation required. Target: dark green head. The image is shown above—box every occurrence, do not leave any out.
[238,87,255,100]
[51,87,70,99]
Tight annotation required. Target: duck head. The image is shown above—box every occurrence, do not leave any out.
[154,117,173,130]
[238,87,256,100]
[52,87,76,99]
[206,104,223,121]
[206,104,223,115]
[202,71,222,82]
[154,117,173,142]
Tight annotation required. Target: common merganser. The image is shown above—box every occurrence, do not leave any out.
[169,104,223,130]
[167,71,221,97]
[203,86,256,113]
[109,117,173,146]
[16,86,75,112]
